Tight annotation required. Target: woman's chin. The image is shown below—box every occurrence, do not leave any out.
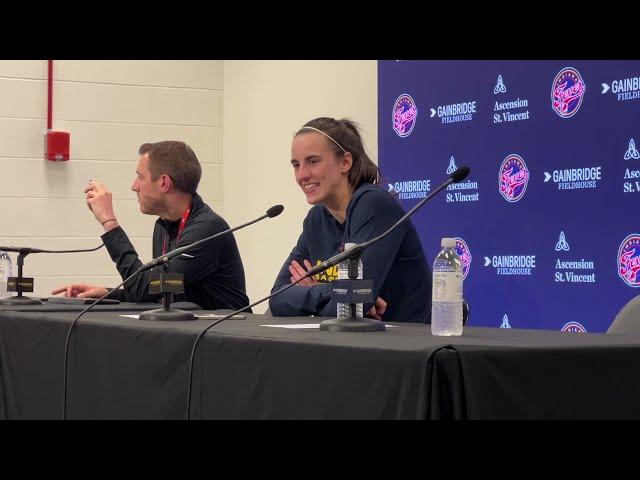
[303,190,323,205]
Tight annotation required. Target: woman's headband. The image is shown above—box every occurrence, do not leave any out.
[297,126,346,153]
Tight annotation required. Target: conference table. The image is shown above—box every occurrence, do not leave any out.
[1,303,640,419]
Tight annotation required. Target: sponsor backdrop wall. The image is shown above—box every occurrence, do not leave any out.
[379,60,640,332]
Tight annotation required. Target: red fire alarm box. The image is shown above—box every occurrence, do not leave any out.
[44,130,70,161]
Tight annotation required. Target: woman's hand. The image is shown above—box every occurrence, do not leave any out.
[289,259,319,286]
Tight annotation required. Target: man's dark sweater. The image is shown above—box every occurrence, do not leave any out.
[102,193,249,310]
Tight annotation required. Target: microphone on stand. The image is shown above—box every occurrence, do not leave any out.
[0,244,105,305]
[137,204,285,321]
[61,205,285,419]
[183,167,471,417]
[138,204,284,272]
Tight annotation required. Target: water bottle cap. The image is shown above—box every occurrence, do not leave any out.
[441,238,456,248]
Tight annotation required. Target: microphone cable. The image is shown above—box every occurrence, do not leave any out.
[62,266,143,419]
[184,276,310,419]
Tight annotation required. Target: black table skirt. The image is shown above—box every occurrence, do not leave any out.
[2,309,640,419]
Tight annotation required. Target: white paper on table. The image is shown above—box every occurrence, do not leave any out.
[119,313,245,320]
[261,323,396,329]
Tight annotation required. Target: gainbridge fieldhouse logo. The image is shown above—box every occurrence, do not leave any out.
[618,234,640,288]
[392,94,418,137]
[454,237,472,280]
[499,154,530,202]
[551,67,586,118]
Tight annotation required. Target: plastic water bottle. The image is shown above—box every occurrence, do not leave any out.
[0,251,12,297]
[431,238,463,336]
[337,243,364,319]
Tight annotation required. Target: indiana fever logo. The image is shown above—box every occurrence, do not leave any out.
[618,234,640,287]
[552,67,586,118]
[392,94,418,137]
[561,321,587,333]
[499,154,530,202]
[454,237,472,280]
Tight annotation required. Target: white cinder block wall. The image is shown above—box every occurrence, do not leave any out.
[0,60,223,298]
[223,60,377,312]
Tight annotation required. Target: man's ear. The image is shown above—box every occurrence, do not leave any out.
[159,173,173,193]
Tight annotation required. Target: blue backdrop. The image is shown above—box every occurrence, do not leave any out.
[378,60,640,332]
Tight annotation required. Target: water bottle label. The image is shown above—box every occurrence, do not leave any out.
[432,271,462,302]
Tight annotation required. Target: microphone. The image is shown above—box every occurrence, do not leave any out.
[0,244,105,255]
[139,205,285,272]
[0,244,105,306]
[449,165,470,183]
[266,204,285,218]
[136,204,285,321]
[305,166,470,278]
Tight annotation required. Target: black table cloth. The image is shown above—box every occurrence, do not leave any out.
[1,310,639,419]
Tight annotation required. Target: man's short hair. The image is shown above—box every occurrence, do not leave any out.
[138,141,202,194]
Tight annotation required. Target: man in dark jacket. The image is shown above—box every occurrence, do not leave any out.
[52,141,249,310]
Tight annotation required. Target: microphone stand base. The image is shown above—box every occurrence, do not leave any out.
[0,295,43,305]
[138,308,196,321]
[319,316,385,332]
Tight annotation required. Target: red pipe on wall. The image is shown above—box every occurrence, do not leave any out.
[47,60,53,131]
[44,60,70,161]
